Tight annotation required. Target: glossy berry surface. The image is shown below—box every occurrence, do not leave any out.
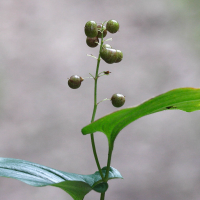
[111,93,125,107]
[115,50,123,63]
[68,75,83,89]
[106,20,119,34]
[102,44,112,49]
[97,25,107,38]
[100,48,118,64]
[86,37,99,48]
[85,21,98,38]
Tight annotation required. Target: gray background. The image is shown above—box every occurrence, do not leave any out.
[1,0,200,200]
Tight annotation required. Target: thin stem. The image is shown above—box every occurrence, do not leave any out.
[89,73,95,79]
[104,145,114,181]
[90,134,104,178]
[103,38,112,42]
[87,54,98,59]
[100,193,105,200]
[97,98,110,105]
[90,27,105,181]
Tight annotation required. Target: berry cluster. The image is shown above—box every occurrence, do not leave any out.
[68,20,125,108]
[85,20,123,64]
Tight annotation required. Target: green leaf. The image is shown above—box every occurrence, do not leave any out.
[0,158,122,200]
[82,87,200,147]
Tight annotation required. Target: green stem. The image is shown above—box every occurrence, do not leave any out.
[100,193,105,200]
[90,133,104,179]
[90,28,105,181]
[104,145,113,181]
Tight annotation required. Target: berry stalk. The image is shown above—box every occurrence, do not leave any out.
[90,24,106,181]
[83,19,122,200]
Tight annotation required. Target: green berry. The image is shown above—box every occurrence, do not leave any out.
[111,93,125,107]
[84,21,98,38]
[115,50,123,63]
[68,75,84,89]
[100,48,118,64]
[86,37,99,48]
[104,49,118,64]
[102,44,112,49]
[97,25,107,38]
[106,20,119,34]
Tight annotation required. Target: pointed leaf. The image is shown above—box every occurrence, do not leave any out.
[82,87,200,147]
[0,158,122,200]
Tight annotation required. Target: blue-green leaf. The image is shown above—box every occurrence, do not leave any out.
[0,158,122,200]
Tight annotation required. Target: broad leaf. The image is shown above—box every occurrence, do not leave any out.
[0,158,122,200]
[82,87,200,147]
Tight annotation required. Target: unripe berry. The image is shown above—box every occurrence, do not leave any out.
[102,44,112,49]
[111,93,125,107]
[104,49,118,64]
[115,50,123,63]
[68,75,84,89]
[100,48,118,64]
[84,21,98,38]
[97,25,107,38]
[106,20,119,34]
[86,37,99,48]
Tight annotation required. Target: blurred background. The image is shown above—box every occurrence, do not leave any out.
[1,0,200,199]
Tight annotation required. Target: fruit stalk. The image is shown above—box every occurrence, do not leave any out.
[90,25,105,181]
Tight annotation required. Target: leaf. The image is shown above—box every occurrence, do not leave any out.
[0,158,122,200]
[82,87,200,147]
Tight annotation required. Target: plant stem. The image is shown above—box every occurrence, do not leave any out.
[99,145,113,200]
[104,145,113,181]
[90,133,104,179]
[89,25,110,200]
[90,28,105,181]
[100,193,105,200]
